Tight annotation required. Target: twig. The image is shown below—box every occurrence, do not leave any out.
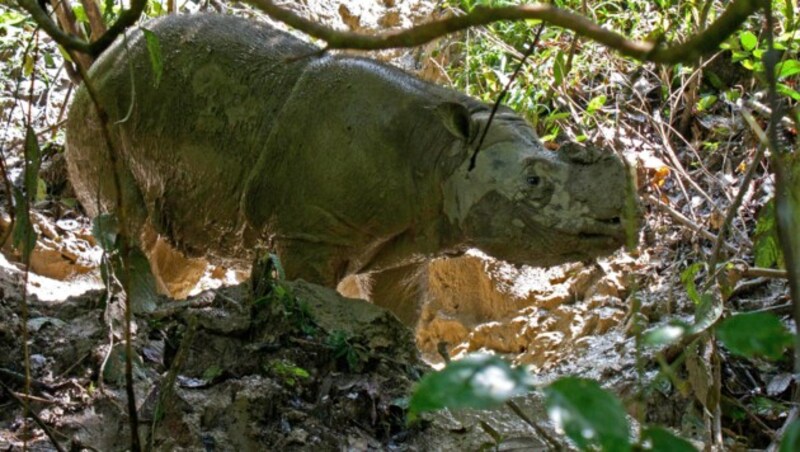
[146,317,197,452]
[645,194,737,254]
[705,143,765,289]
[17,0,147,57]
[65,48,143,452]
[768,407,799,452]
[723,395,778,441]
[468,25,543,171]
[0,379,67,452]
[0,367,54,393]
[740,266,788,279]
[247,0,764,64]
[506,399,564,450]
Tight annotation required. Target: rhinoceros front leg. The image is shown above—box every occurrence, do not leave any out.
[359,263,428,327]
[273,239,351,289]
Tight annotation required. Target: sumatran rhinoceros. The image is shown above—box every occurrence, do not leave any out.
[66,14,634,322]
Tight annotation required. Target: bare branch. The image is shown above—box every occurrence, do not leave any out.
[16,0,147,57]
[248,0,765,64]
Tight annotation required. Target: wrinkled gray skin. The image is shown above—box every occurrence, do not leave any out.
[67,14,632,322]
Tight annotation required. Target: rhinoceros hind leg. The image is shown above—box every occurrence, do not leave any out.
[359,263,428,327]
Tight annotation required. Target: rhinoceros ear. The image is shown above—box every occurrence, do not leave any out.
[435,102,474,141]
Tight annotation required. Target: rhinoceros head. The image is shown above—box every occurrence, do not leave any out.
[439,103,636,267]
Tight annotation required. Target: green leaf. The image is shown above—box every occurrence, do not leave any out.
[269,253,285,280]
[92,214,118,252]
[586,94,607,114]
[36,177,47,202]
[680,263,703,304]
[24,126,41,198]
[141,28,163,88]
[704,71,725,90]
[553,50,566,86]
[693,293,721,333]
[780,419,800,452]
[777,83,800,102]
[642,321,690,347]
[544,377,631,452]
[776,60,800,80]
[12,188,37,263]
[739,31,758,52]
[126,247,159,313]
[696,94,717,112]
[71,4,88,24]
[408,354,534,419]
[717,312,793,360]
[641,426,697,451]
[754,198,784,268]
[730,50,750,63]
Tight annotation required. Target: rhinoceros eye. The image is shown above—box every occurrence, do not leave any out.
[526,175,541,186]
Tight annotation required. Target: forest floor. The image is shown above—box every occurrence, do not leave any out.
[0,1,794,450]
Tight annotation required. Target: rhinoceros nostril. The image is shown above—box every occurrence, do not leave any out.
[602,217,622,225]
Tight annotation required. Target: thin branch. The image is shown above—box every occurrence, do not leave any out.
[248,0,764,65]
[65,47,142,452]
[16,0,147,57]
[705,143,765,288]
[468,25,543,171]
[645,194,738,254]
[0,379,67,452]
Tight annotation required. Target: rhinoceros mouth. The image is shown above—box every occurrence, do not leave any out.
[576,216,625,241]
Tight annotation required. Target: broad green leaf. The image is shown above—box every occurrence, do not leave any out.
[740,31,758,51]
[586,95,607,114]
[544,377,631,452]
[36,177,47,202]
[44,51,55,68]
[717,312,793,360]
[12,188,37,263]
[269,253,285,280]
[730,50,750,62]
[693,293,721,333]
[641,426,697,451]
[704,71,725,90]
[782,1,795,32]
[71,4,88,24]
[141,28,163,88]
[553,50,566,86]
[777,83,800,102]
[642,321,689,347]
[23,126,41,197]
[696,94,717,112]
[544,112,570,124]
[92,213,118,252]
[680,263,703,304]
[780,419,800,452]
[23,54,33,77]
[126,247,159,313]
[408,354,534,419]
[776,60,800,80]
[754,198,784,268]
[150,0,164,16]
[750,396,788,417]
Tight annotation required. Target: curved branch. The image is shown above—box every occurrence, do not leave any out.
[89,0,147,56]
[16,0,147,57]
[16,0,91,53]
[248,0,765,64]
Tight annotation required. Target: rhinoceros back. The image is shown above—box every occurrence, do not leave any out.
[66,14,316,258]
